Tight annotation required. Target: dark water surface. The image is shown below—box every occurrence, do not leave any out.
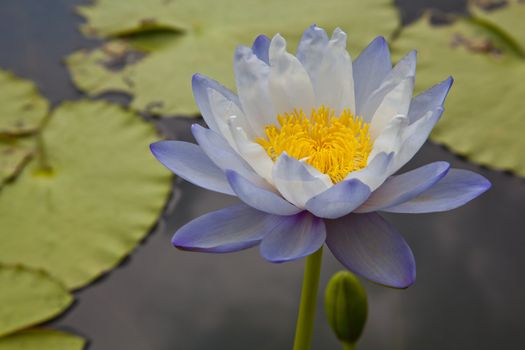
[1,0,524,349]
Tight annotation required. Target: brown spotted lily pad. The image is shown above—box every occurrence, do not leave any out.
[393,0,525,176]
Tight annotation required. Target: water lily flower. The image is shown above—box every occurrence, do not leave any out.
[151,25,490,289]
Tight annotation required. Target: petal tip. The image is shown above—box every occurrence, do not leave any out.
[479,175,492,192]
[436,161,451,173]
[190,123,205,139]
[149,141,164,158]
[191,73,207,89]
[253,34,270,44]
[171,231,188,249]
[395,269,416,289]
[234,45,253,60]
[270,33,287,52]
[374,35,388,47]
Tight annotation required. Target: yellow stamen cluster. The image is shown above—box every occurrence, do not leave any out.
[256,106,373,183]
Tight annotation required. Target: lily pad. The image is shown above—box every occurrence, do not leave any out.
[0,265,72,337]
[0,101,171,289]
[77,0,184,38]
[68,0,400,116]
[393,1,525,176]
[0,329,84,350]
[0,142,33,187]
[0,69,49,136]
[471,0,525,52]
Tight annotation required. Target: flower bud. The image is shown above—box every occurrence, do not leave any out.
[324,271,368,345]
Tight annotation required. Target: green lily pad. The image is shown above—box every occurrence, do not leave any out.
[392,1,525,176]
[0,329,84,350]
[77,0,184,37]
[0,70,49,136]
[65,41,136,98]
[0,101,171,289]
[471,0,525,52]
[0,265,72,337]
[0,142,33,187]
[68,0,400,116]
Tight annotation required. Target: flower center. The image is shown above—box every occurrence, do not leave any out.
[256,106,373,183]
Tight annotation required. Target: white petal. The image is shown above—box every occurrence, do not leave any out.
[234,46,276,133]
[269,34,316,114]
[369,115,409,163]
[207,87,254,146]
[390,107,443,174]
[297,25,329,70]
[297,26,355,114]
[361,50,416,123]
[345,152,394,191]
[272,153,332,208]
[228,118,274,183]
[327,28,356,114]
[191,124,266,186]
[192,74,253,144]
[369,78,414,138]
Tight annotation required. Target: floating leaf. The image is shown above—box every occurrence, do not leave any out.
[0,329,84,350]
[68,0,400,116]
[471,0,525,52]
[0,101,171,289]
[0,265,72,337]
[0,70,49,136]
[393,1,525,176]
[77,0,184,37]
[0,142,33,187]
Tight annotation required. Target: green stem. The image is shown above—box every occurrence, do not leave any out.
[292,247,323,350]
[343,342,356,350]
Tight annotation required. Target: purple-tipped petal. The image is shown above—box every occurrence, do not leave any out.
[191,124,263,184]
[357,161,450,213]
[296,24,329,66]
[172,204,277,253]
[383,169,491,213]
[408,76,453,123]
[390,107,443,174]
[226,170,301,216]
[252,34,271,64]
[192,73,241,135]
[326,213,416,288]
[386,78,453,173]
[364,50,416,125]
[150,141,234,195]
[260,212,326,263]
[297,25,355,114]
[305,179,371,219]
[353,36,392,116]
